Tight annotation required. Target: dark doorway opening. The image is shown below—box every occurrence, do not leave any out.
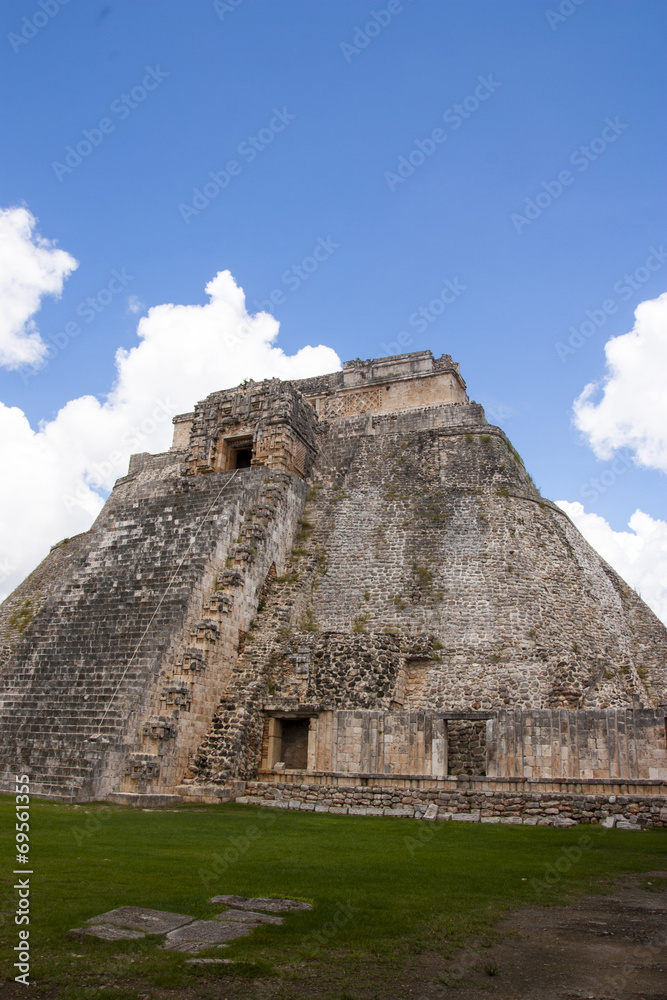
[234,448,253,469]
[281,718,309,769]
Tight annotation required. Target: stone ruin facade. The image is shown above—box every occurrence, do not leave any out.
[1,350,666,825]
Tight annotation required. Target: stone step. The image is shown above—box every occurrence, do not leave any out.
[107,792,182,807]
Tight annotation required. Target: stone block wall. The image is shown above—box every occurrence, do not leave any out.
[305,369,466,420]
[255,707,664,785]
[487,709,667,781]
[293,351,468,420]
[305,710,447,777]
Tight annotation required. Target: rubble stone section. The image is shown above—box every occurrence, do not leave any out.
[448,720,487,776]
[1,349,666,804]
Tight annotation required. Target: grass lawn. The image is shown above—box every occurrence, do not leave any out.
[1,796,665,998]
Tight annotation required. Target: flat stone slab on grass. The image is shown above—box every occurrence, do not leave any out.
[185,958,234,965]
[69,924,146,942]
[88,906,194,935]
[209,894,313,913]
[163,919,254,953]
[214,909,283,925]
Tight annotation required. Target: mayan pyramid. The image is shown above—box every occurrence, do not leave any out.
[1,351,665,805]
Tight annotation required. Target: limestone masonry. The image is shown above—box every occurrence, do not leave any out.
[1,351,666,825]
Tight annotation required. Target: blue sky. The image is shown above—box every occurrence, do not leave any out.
[0,0,666,609]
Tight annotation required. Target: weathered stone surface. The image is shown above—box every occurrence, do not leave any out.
[209,894,312,913]
[422,803,439,820]
[87,906,193,934]
[164,920,253,952]
[69,924,145,941]
[214,909,283,924]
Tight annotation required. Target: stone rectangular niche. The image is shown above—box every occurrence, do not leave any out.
[263,714,314,771]
[222,435,255,471]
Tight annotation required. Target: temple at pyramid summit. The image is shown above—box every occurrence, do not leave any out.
[1,351,666,825]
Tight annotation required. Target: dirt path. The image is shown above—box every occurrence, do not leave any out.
[412,871,667,1000]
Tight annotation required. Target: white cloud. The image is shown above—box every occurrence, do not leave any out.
[127,294,144,314]
[0,267,340,600]
[0,206,78,369]
[573,291,667,472]
[556,501,667,625]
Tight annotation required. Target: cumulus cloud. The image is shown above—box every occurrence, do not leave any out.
[0,268,340,599]
[0,206,78,369]
[556,501,667,625]
[573,292,667,472]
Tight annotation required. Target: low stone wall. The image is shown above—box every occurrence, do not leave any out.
[236,779,667,829]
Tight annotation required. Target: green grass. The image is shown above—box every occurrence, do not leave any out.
[6,598,35,636]
[412,562,433,589]
[0,798,664,997]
